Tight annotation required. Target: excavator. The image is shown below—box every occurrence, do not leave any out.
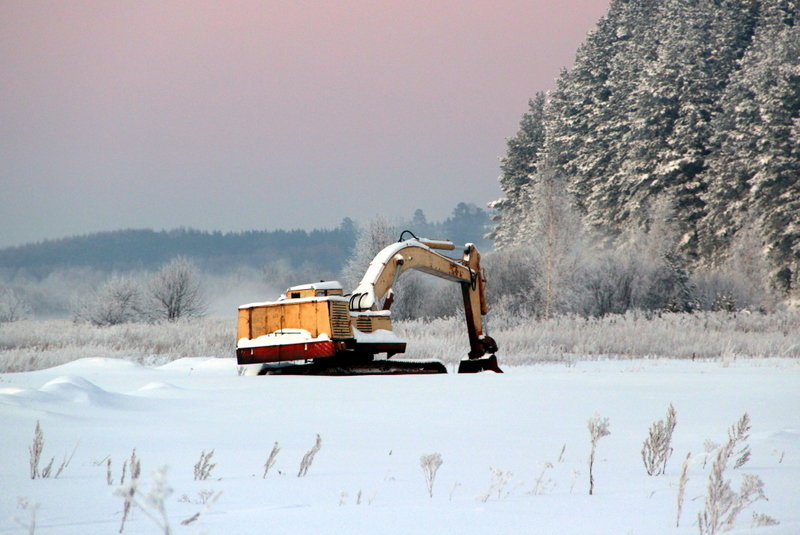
[236,234,501,374]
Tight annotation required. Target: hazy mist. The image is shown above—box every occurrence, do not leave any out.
[1,1,609,247]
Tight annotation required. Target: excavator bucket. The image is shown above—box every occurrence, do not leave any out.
[458,355,503,373]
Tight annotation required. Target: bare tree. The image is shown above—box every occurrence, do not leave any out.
[72,275,145,326]
[525,161,586,318]
[148,257,207,321]
[0,287,31,323]
[341,216,398,290]
[341,215,431,318]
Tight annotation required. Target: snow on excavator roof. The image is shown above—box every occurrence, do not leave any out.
[285,281,343,292]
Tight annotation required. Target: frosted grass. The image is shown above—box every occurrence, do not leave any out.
[1,310,798,372]
[397,310,800,367]
[0,318,233,372]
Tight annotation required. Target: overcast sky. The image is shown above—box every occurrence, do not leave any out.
[1,1,609,248]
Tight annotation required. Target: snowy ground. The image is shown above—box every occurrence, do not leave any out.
[1,357,798,535]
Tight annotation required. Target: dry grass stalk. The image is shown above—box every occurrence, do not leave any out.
[193,449,216,481]
[703,439,719,469]
[263,441,280,479]
[698,413,766,534]
[751,512,780,528]
[298,434,322,477]
[449,482,461,501]
[479,466,513,502]
[642,403,677,475]
[28,421,45,479]
[419,452,443,498]
[116,465,174,535]
[53,443,78,479]
[588,413,611,495]
[118,449,142,533]
[13,497,38,535]
[676,452,691,527]
[730,414,751,469]
[40,457,54,479]
[531,462,554,495]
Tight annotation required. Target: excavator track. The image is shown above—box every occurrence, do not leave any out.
[256,359,447,375]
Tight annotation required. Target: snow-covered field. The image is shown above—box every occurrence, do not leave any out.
[1,357,798,535]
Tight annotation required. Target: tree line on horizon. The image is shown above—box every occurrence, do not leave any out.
[0,204,493,321]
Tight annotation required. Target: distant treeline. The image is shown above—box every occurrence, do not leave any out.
[0,226,356,279]
[0,203,492,280]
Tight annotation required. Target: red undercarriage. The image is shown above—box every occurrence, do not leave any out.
[237,340,337,365]
[236,340,407,365]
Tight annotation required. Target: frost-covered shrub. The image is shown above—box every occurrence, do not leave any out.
[414,277,464,320]
[388,271,429,321]
[576,245,695,317]
[691,265,774,313]
[482,247,542,317]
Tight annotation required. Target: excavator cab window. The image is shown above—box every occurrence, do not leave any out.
[315,290,326,296]
[290,292,301,299]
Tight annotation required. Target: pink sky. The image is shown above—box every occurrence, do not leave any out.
[0,1,610,247]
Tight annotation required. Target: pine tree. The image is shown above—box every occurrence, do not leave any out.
[702,1,800,291]
[490,93,547,247]
[617,0,758,257]
[489,0,799,297]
